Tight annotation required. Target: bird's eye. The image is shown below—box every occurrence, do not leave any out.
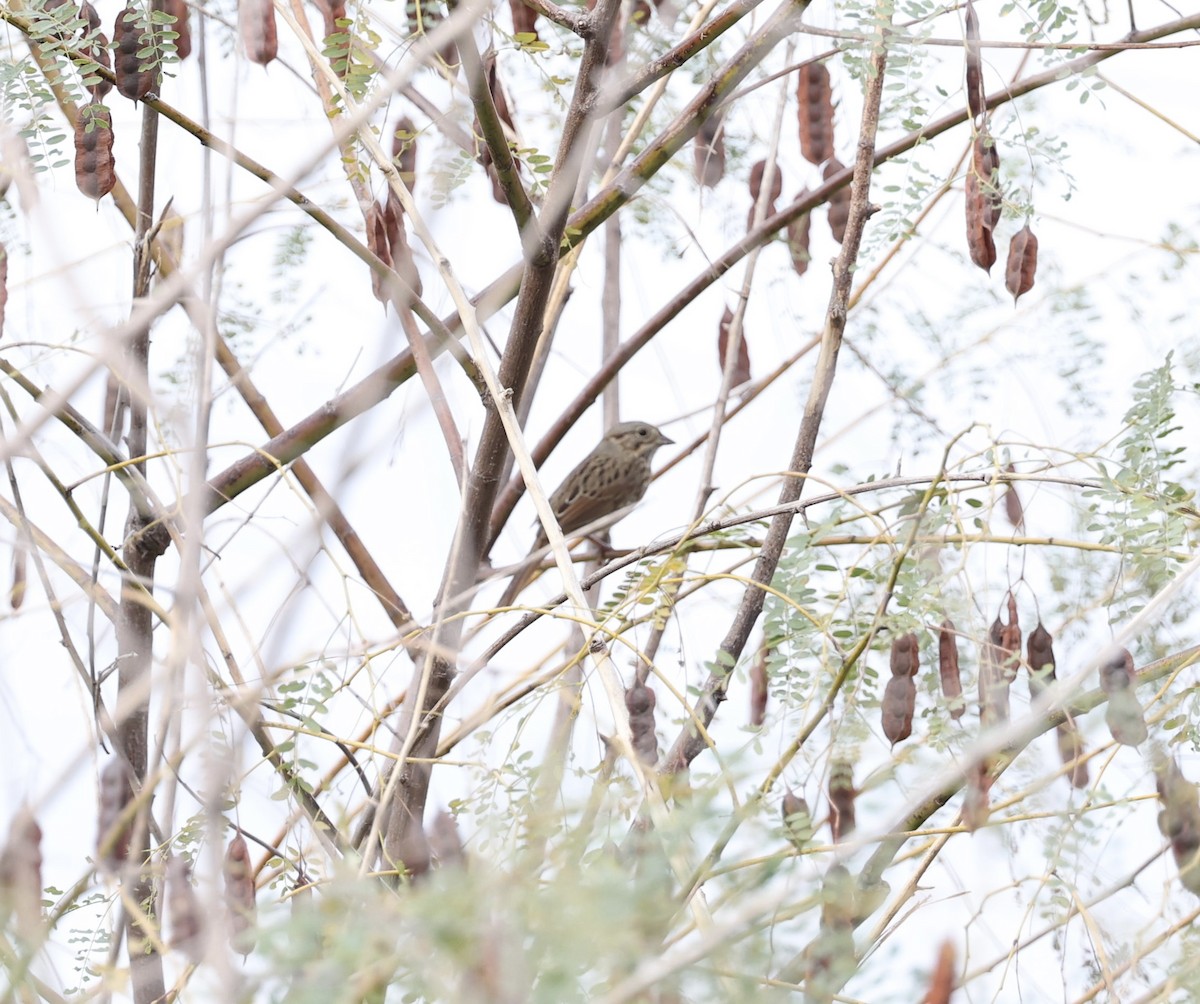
[638,427,648,437]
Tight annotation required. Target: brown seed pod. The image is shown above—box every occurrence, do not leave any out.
[796,60,835,166]
[1099,646,1135,693]
[382,192,422,298]
[827,759,856,843]
[391,117,418,188]
[962,759,992,832]
[964,0,984,122]
[889,632,919,677]
[922,940,956,1004]
[509,0,538,38]
[938,618,964,720]
[1105,688,1147,747]
[747,159,782,229]
[485,54,516,131]
[786,204,811,277]
[1155,756,1200,895]
[824,158,850,244]
[167,856,204,963]
[0,810,44,940]
[805,864,857,1000]
[223,834,257,954]
[717,307,750,387]
[973,131,1001,230]
[40,0,75,42]
[163,0,191,59]
[964,172,996,273]
[1005,223,1038,304]
[781,790,812,850]
[81,33,113,100]
[312,0,346,37]
[365,201,393,303]
[1056,723,1089,788]
[748,647,768,727]
[881,674,916,745]
[429,810,465,868]
[625,683,658,765]
[96,757,134,871]
[1002,462,1023,528]
[965,131,1000,272]
[1026,621,1056,700]
[978,621,1010,728]
[75,101,115,201]
[80,0,101,34]
[240,0,278,65]
[991,594,1020,683]
[10,546,26,610]
[693,116,725,187]
[113,7,155,102]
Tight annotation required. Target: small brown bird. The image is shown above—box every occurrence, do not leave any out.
[498,420,673,606]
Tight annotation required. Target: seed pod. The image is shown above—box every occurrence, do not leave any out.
[1105,688,1147,747]
[965,131,1000,273]
[747,159,782,229]
[881,674,916,745]
[485,54,515,131]
[786,204,811,277]
[1025,621,1056,700]
[1002,462,1023,528]
[81,33,113,100]
[223,834,257,954]
[889,632,919,677]
[625,683,658,765]
[365,201,393,303]
[964,0,984,122]
[0,810,43,941]
[391,117,418,188]
[979,611,1014,727]
[10,546,26,609]
[964,172,996,273]
[1099,646,1135,693]
[40,0,75,42]
[114,6,155,102]
[824,158,850,244]
[163,0,191,59]
[1005,223,1038,304]
[382,192,422,299]
[806,864,856,1002]
[429,810,465,868]
[0,241,7,338]
[80,0,100,34]
[827,759,855,843]
[974,131,1001,230]
[796,60,835,166]
[1155,756,1200,895]
[509,0,538,38]
[938,618,964,720]
[922,940,956,1004]
[717,307,751,387]
[749,647,768,727]
[240,0,277,65]
[781,790,812,850]
[75,101,115,201]
[96,757,134,871]
[1056,723,1088,788]
[962,759,992,832]
[693,116,724,187]
[312,0,346,37]
[167,856,203,963]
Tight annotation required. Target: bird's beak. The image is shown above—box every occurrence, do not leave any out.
[658,431,674,446]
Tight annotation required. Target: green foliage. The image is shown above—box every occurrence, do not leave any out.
[1084,355,1196,622]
